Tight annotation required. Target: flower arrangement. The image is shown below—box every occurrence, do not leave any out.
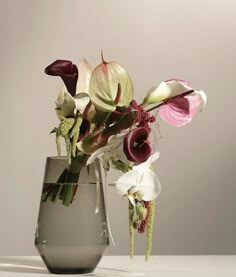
[44,55,206,260]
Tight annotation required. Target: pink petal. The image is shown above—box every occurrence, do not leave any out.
[159,94,202,127]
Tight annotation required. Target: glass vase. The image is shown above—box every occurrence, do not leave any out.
[35,156,109,274]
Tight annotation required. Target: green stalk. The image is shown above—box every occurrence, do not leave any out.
[62,185,74,206]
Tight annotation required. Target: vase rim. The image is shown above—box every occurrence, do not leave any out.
[46,156,68,160]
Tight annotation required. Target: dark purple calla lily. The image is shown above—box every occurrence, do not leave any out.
[123,127,152,163]
[45,60,78,96]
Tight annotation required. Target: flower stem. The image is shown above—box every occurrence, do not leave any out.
[146,89,194,112]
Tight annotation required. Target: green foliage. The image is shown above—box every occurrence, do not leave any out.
[58,118,75,137]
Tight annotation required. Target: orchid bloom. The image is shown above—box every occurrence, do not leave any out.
[116,152,161,205]
[86,131,131,168]
[142,79,207,127]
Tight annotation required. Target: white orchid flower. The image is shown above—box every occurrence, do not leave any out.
[116,152,161,205]
[86,131,130,166]
[55,59,93,118]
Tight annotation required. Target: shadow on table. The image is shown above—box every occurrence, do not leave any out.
[0,257,138,276]
[0,257,48,274]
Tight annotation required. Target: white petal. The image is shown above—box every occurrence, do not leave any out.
[116,170,140,195]
[142,81,191,106]
[117,169,140,185]
[139,169,161,201]
[86,145,111,166]
[116,181,134,196]
[134,152,160,171]
[74,92,90,113]
[194,90,207,111]
[76,59,93,95]
[107,130,129,146]
[56,87,76,117]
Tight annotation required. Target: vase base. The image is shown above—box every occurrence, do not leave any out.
[47,267,95,274]
[36,244,107,275]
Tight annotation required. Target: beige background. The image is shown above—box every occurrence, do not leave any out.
[0,0,235,255]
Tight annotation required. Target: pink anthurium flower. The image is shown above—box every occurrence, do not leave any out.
[159,93,202,127]
[142,79,207,127]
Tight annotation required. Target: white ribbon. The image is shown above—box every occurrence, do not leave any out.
[94,161,100,214]
[95,159,115,246]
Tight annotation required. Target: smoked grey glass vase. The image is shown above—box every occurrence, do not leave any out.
[35,157,109,274]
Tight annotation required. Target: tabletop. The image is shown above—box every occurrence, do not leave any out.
[0,256,235,277]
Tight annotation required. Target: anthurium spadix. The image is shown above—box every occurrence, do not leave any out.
[142,79,207,127]
[89,60,134,112]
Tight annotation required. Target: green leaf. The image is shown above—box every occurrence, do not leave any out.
[90,61,134,112]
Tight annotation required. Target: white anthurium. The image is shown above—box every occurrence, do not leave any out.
[74,59,93,112]
[142,79,207,110]
[76,59,93,95]
[86,130,130,166]
[115,152,161,205]
[74,92,90,113]
[56,86,76,118]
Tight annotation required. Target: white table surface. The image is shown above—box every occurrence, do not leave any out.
[0,256,235,277]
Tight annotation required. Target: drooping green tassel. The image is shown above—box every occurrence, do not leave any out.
[71,116,83,157]
[129,201,134,258]
[56,132,61,156]
[64,135,71,164]
[59,117,75,137]
[57,117,75,162]
[145,200,155,261]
